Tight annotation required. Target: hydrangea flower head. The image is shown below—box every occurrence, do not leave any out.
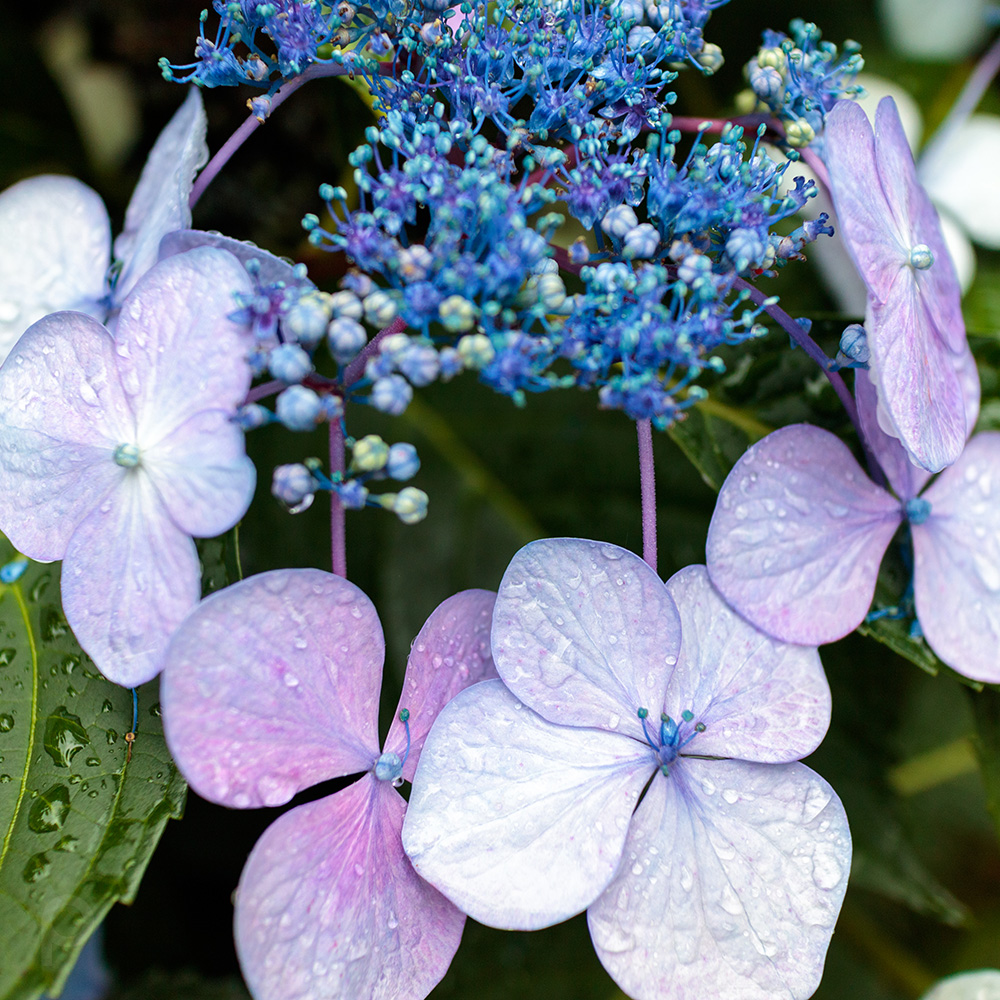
[707,366,1000,683]
[823,96,968,472]
[0,247,256,686]
[161,569,499,1000]
[402,538,850,1000]
[0,88,207,361]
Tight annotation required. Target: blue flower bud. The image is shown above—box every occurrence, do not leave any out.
[371,375,413,415]
[336,479,369,509]
[387,443,420,481]
[283,291,332,347]
[276,385,323,431]
[269,344,314,384]
[327,317,368,365]
[235,404,272,430]
[272,464,318,507]
[399,343,440,387]
[352,434,390,472]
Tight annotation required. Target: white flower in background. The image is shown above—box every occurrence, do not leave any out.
[919,969,1000,1000]
[877,0,990,60]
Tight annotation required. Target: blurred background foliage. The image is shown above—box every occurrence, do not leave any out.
[2,1,999,997]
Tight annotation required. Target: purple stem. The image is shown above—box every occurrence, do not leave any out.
[637,419,658,574]
[733,276,888,486]
[244,379,282,404]
[189,63,352,209]
[343,316,406,386]
[330,418,347,578]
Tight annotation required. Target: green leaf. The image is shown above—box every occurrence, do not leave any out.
[197,526,244,597]
[967,685,1000,844]
[0,535,186,1000]
[666,403,756,492]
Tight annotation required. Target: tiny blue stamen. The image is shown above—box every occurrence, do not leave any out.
[908,244,934,270]
[905,496,932,525]
[114,443,141,468]
[660,713,678,747]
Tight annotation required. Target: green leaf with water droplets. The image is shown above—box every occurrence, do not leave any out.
[0,533,186,1000]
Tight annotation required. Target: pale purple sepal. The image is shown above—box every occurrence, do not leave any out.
[491,538,681,739]
[384,589,498,782]
[115,247,254,442]
[825,97,969,472]
[855,369,931,501]
[0,312,131,560]
[663,567,831,762]
[61,476,201,688]
[867,279,966,474]
[143,409,256,538]
[161,569,385,808]
[401,678,653,930]
[588,759,851,1000]
[160,229,315,290]
[0,176,111,362]
[236,774,465,1000]
[113,88,208,302]
[707,424,902,645]
[912,433,1000,683]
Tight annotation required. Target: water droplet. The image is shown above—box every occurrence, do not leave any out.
[811,843,843,890]
[85,757,101,767]
[43,707,90,767]
[54,834,78,853]
[293,637,307,650]
[607,714,620,729]
[40,607,69,642]
[0,714,13,732]
[29,573,52,602]
[0,775,10,784]
[23,852,52,882]
[722,788,739,804]
[0,648,16,667]
[284,673,299,688]
[387,911,399,930]
[28,784,71,833]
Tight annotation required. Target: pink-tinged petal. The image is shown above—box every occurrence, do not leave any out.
[113,88,208,301]
[236,775,464,1000]
[588,759,851,1000]
[855,368,930,501]
[491,538,681,738]
[0,313,133,560]
[663,566,831,762]
[385,589,498,781]
[162,569,384,807]
[143,409,255,538]
[61,474,200,687]
[868,275,966,472]
[160,229,315,290]
[0,175,111,361]
[912,433,1000,683]
[114,248,253,445]
[824,100,907,303]
[707,425,902,645]
[402,679,653,930]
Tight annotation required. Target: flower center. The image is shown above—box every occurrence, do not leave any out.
[904,496,931,524]
[908,244,934,270]
[637,707,706,777]
[374,708,410,788]
[113,442,141,468]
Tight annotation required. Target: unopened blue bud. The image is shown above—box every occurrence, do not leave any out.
[272,464,318,507]
[276,385,323,431]
[371,375,413,415]
[283,292,332,347]
[387,443,420,481]
[327,317,368,365]
[399,343,440,387]
[269,343,314,384]
[235,403,272,430]
[336,479,369,509]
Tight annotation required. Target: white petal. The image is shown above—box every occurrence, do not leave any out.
[402,679,653,930]
[877,0,989,60]
[589,759,851,1000]
[0,312,132,560]
[920,969,1000,1000]
[922,115,1000,250]
[913,433,1000,683]
[492,538,681,739]
[0,175,110,361]
[664,566,831,762]
[61,472,200,686]
[113,88,208,301]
